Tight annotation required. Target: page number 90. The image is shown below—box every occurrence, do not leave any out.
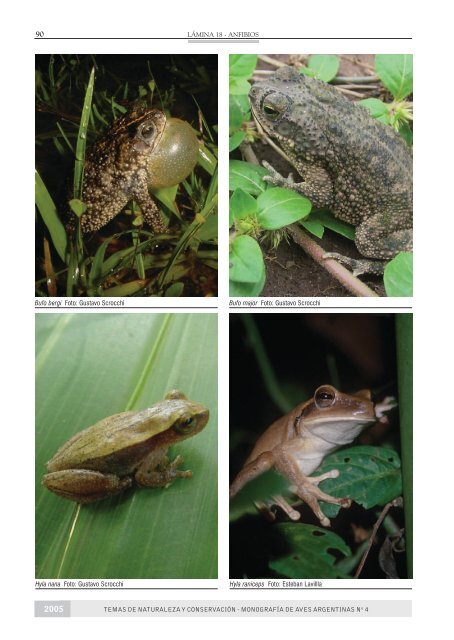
[36,31,44,37]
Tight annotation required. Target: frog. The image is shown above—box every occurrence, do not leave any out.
[71,104,199,234]
[229,385,378,526]
[42,390,209,503]
[248,66,413,275]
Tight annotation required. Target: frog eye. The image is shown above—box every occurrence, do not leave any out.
[175,415,196,434]
[139,122,158,143]
[314,385,336,409]
[261,93,291,122]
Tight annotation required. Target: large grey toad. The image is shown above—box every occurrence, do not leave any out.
[72,104,199,234]
[249,66,413,274]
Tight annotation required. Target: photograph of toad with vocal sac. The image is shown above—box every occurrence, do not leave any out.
[229,54,413,297]
[229,313,412,579]
[36,313,218,579]
[36,54,218,297]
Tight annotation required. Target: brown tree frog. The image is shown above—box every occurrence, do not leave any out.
[43,390,209,503]
[230,385,380,527]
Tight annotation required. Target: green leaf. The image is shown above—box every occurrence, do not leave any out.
[229,160,268,195]
[73,67,95,199]
[229,94,250,131]
[164,282,184,296]
[301,220,324,238]
[303,55,340,82]
[150,185,179,216]
[229,131,246,152]
[269,523,351,579]
[359,98,390,122]
[230,188,258,222]
[229,270,266,297]
[68,198,87,218]
[257,188,311,230]
[317,446,403,519]
[396,314,413,576]
[304,209,355,240]
[36,314,218,578]
[384,252,413,297]
[229,54,258,79]
[229,470,289,521]
[229,235,264,283]
[229,77,252,95]
[375,54,413,100]
[35,170,67,263]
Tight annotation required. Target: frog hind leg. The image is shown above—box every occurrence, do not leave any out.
[42,469,132,503]
[135,450,192,488]
[325,211,412,276]
[229,452,275,499]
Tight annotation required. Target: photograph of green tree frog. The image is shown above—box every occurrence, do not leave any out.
[35,54,218,297]
[229,313,412,579]
[36,312,218,580]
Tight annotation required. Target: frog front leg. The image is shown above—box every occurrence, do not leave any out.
[135,448,192,488]
[229,451,275,498]
[131,170,167,234]
[42,469,132,503]
[273,451,351,527]
[262,160,333,209]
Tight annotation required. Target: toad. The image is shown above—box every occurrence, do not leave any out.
[249,66,413,275]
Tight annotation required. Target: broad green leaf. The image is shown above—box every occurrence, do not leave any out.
[229,269,266,297]
[35,170,67,263]
[301,220,325,238]
[269,523,351,579]
[304,209,355,240]
[230,94,250,131]
[36,314,218,579]
[359,98,390,122]
[317,446,403,519]
[384,252,413,297]
[229,160,268,195]
[302,55,340,82]
[257,188,311,229]
[375,54,413,100]
[229,77,252,96]
[229,54,258,79]
[230,188,258,221]
[229,131,246,152]
[229,235,264,283]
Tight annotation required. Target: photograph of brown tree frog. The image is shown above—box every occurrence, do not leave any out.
[36,313,217,580]
[35,54,218,297]
[229,313,412,579]
[229,54,412,297]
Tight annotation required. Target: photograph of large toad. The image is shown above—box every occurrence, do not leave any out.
[229,54,412,297]
[36,54,218,297]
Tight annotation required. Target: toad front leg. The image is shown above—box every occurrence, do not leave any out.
[262,161,333,210]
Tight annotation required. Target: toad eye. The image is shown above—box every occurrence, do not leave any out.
[139,122,157,143]
[261,93,291,122]
[175,415,196,434]
[314,385,336,409]
[263,103,281,121]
